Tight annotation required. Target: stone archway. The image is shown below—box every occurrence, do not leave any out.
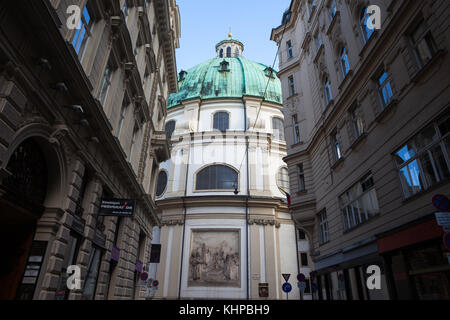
[0,134,64,300]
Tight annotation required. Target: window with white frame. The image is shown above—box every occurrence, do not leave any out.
[394,111,450,199]
[213,112,229,132]
[410,19,438,68]
[99,61,113,106]
[318,210,329,244]
[117,95,129,138]
[122,0,129,20]
[329,0,337,19]
[277,167,290,193]
[72,5,93,57]
[340,47,351,78]
[292,114,301,144]
[331,129,342,161]
[196,165,238,190]
[272,117,285,140]
[360,7,374,43]
[314,32,322,52]
[297,164,306,192]
[340,173,380,231]
[287,40,293,59]
[288,75,295,96]
[350,105,364,140]
[324,77,332,106]
[378,71,393,108]
[129,124,139,161]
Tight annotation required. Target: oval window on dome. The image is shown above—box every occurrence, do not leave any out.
[196,165,238,190]
[156,171,168,197]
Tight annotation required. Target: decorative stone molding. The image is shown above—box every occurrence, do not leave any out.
[160,218,184,226]
[248,218,281,228]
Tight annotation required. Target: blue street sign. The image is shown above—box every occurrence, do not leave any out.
[297,282,306,291]
[282,282,292,293]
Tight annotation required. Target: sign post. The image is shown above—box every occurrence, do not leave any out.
[297,273,306,300]
[281,273,291,300]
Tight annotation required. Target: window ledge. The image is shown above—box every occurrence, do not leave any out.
[287,93,299,100]
[349,132,367,150]
[296,190,307,196]
[359,30,380,59]
[401,177,450,205]
[313,44,324,64]
[326,11,340,36]
[374,98,399,123]
[331,156,344,170]
[342,213,381,234]
[291,141,304,148]
[325,99,335,110]
[411,49,447,84]
[338,70,354,91]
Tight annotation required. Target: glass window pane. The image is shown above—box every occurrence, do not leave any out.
[415,125,438,149]
[395,144,416,165]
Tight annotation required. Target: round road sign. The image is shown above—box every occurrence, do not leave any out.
[297,273,306,282]
[140,272,148,281]
[297,282,306,291]
[432,194,450,212]
[152,280,159,287]
[282,282,292,293]
[444,233,450,250]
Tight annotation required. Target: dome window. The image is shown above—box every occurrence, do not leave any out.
[213,112,229,131]
[195,165,238,190]
[264,67,275,78]
[219,60,230,72]
[226,46,231,57]
[178,70,187,81]
[156,170,168,197]
[219,48,224,58]
[165,120,176,139]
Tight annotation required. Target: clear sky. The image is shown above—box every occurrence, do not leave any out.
[175,0,292,73]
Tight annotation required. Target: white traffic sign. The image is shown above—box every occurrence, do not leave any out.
[297,281,307,291]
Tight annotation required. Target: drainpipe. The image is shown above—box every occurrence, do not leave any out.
[178,132,192,299]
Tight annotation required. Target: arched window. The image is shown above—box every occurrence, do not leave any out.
[219,48,224,58]
[272,117,285,140]
[360,7,374,43]
[277,167,290,193]
[226,46,231,57]
[196,165,238,190]
[165,120,176,139]
[340,47,350,77]
[324,77,332,105]
[156,171,168,197]
[213,112,229,132]
[3,138,48,205]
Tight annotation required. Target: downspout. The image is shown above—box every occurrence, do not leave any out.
[178,132,192,299]
[244,105,250,300]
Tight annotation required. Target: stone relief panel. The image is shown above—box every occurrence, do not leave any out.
[188,229,240,288]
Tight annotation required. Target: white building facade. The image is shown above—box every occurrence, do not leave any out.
[153,36,300,299]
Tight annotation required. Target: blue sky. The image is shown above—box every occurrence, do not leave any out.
[175,0,292,73]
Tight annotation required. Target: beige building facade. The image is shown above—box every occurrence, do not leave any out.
[272,0,450,300]
[0,0,180,300]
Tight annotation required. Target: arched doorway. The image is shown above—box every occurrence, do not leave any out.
[0,138,48,299]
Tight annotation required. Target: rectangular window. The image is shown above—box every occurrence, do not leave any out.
[329,0,337,19]
[292,114,300,144]
[122,0,129,20]
[129,124,139,161]
[395,111,450,198]
[287,41,293,59]
[318,210,329,244]
[301,253,308,266]
[99,61,113,105]
[340,173,380,231]
[350,106,364,140]
[378,71,393,108]
[71,5,93,57]
[117,95,129,138]
[297,164,306,192]
[81,246,102,300]
[410,19,438,68]
[298,230,306,239]
[314,32,322,51]
[331,130,342,161]
[288,76,295,96]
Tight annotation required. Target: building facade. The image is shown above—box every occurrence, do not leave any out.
[153,36,300,299]
[272,0,450,300]
[0,0,180,300]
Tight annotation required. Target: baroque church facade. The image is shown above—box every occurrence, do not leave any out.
[154,36,299,299]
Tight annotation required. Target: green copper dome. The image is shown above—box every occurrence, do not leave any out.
[168,56,282,109]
